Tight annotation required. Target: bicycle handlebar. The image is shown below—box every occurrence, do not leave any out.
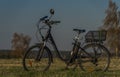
[36,16,48,27]
[38,16,60,27]
[49,20,61,25]
[36,10,60,41]
[40,16,48,21]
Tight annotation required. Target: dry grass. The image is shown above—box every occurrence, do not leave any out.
[0,57,120,77]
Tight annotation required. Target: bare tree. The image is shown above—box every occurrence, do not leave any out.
[11,32,31,58]
[102,0,120,56]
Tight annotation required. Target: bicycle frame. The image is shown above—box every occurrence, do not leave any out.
[41,26,95,63]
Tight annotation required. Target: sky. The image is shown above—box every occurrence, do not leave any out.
[0,0,120,50]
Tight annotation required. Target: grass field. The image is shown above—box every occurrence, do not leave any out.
[0,58,120,77]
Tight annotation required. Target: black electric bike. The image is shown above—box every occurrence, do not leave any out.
[23,9,110,72]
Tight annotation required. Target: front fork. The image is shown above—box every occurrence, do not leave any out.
[35,42,53,63]
[35,42,46,61]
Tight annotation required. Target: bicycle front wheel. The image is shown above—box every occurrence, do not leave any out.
[78,43,110,72]
[23,45,51,71]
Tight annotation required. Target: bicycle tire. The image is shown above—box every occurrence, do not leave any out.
[23,44,51,71]
[78,43,110,72]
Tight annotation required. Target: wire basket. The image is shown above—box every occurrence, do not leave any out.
[85,30,107,42]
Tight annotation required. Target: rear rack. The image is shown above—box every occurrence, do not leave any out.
[85,30,107,42]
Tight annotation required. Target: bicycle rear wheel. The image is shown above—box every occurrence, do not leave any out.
[23,45,51,71]
[78,43,110,72]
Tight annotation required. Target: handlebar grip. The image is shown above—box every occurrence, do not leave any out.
[50,21,61,24]
[40,16,48,21]
[54,21,61,23]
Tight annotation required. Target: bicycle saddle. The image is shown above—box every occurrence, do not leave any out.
[73,29,86,33]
